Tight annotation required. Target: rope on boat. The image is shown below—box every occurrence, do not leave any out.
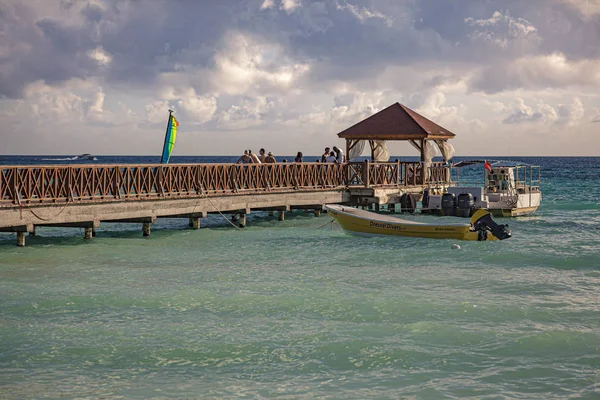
[316,219,336,230]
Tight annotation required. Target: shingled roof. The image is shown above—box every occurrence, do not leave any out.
[337,102,456,140]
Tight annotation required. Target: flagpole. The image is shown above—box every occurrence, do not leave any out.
[161,109,174,165]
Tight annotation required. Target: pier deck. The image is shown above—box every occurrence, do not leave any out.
[0,161,450,245]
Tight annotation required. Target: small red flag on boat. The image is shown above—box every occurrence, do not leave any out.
[484,160,492,171]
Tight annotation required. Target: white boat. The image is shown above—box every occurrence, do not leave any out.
[422,162,541,217]
[74,153,96,160]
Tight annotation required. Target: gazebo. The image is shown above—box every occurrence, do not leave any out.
[337,102,456,163]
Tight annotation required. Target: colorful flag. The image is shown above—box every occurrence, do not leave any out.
[484,160,492,171]
[161,112,179,164]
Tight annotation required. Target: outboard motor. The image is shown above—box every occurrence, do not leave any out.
[457,193,474,218]
[471,210,512,241]
[441,193,456,216]
[400,193,417,213]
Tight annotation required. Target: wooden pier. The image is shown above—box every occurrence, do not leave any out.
[0,161,451,246]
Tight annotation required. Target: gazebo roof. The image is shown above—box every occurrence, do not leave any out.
[337,102,456,141]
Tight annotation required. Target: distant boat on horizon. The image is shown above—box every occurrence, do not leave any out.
[73,154,96,161]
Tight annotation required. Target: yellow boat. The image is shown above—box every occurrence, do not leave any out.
[325,204,511,241]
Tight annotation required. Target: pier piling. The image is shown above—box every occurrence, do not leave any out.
[17,232,25,247]
[84,227,93,240]
[189,217,200,230]
[278,211,285,221]
[239,214,247,228]
[142,222,151,237]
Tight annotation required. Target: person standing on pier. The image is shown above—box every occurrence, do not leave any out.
[325,151,336,163]
[333,146,345,163]
[264,152,276,163]
[259,148,267,163]
[237,150,252,164]
[321,147,331,162]
[249,150,262,163]
[295,152,303,163]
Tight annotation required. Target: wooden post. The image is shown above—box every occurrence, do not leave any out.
[84,227,93,240]
[189,217,200,229]
[239,214,247,228]
[142,222,151,237]
[364,159,370,188]
[314,209,321,217]
[16,232,25,247]
[278,211,285,221]
[421,139,426,184]
[375,203,380,212]
[389,203,396,213]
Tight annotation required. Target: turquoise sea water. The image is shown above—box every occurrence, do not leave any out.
[1,157,599,399]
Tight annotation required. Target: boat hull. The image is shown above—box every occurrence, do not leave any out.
[326,205,503,241]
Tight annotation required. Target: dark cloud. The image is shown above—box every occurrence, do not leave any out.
[0,2,101,98]
[2,0,600,100]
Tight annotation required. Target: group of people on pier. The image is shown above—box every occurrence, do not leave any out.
[236,146,345,164]
[236,149,276,164]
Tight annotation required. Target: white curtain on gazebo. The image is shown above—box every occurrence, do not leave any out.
[373,140,390,162]
[434,140,455,162]
[348,140,366,161]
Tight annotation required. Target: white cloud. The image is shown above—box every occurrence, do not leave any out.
[502,98,559,124]
[559,0,600,17]
[473,52,600,92]
[336,1,393,27]
[145,100,172,124]
[217,96,275,129]
[87,47,112,65]
[280,0,302,14]
[177,90,218,124]
[211,32,310,95]
[26,82,85,121]
[260,0,276,10]
[417,92,484,132]
[22,79,134,127]
[556,97,585,125]
[465,10,538,49]
[285,91,385,128]
[496,97,586,126]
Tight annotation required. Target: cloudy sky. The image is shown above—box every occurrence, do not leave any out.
[1,0,599,156]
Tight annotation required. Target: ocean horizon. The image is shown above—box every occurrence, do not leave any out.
[1,155,599,399]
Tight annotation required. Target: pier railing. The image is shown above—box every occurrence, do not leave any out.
[0,162,451,205]
[346,161,449,187]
